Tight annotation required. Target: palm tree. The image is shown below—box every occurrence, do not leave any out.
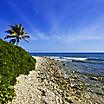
[4,24,30,45]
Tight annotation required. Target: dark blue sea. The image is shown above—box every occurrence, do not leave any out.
[30,53,104,76]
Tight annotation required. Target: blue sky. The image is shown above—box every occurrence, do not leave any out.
[0,0,104,52]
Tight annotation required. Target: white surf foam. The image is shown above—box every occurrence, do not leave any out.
[47,56,88,62]
[63,57,88,61]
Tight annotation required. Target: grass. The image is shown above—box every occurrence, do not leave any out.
[0,39,36,103]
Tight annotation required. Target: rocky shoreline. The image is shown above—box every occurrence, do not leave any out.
[10,57,104,104]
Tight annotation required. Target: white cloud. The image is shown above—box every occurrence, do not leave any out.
[8,1,104,44]
[30,30,49,40]
[48,14,104,43]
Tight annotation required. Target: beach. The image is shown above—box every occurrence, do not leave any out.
[10,56,104,104]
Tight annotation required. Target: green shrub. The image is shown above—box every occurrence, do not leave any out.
[0,39,36,103]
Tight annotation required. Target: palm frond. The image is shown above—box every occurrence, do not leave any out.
[9,25,18,33]
[4,35,16,39]
[19,24,23,33]
[5,30,13,34]
[19,24,21,27]
[23,35,30,38]
[9,25,15,30]
[5,24,29,45]
[9,39,16,44]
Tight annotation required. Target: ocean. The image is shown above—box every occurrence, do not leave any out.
[30,53,104,76]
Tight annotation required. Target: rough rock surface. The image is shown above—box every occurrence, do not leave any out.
[10,57,104,104]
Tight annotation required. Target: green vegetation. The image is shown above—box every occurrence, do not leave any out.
[0,39,36,103]
[4,24,30,45]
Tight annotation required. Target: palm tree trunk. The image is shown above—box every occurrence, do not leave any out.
[16,37,19,45]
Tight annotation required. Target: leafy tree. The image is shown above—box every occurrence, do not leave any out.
[4,24,30,45]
